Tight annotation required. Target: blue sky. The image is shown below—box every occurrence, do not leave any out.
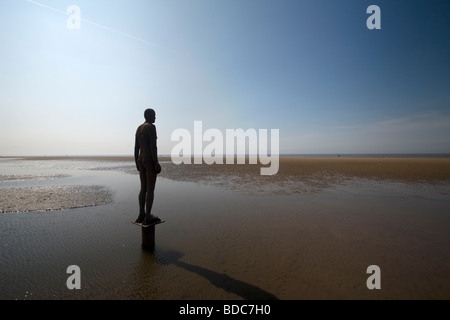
[0,0,449,155]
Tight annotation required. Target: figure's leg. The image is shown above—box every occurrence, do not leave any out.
[143,165,159,224]
[135,162,147,223]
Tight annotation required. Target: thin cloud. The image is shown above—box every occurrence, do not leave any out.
[26,0,170,50]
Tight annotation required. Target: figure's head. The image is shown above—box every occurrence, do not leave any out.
[144,108,156,123]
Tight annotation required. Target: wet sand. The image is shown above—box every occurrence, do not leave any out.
[11,155,450,194]
[0,156,449,300]
[159,157,450,195]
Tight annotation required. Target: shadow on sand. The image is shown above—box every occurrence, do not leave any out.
[151,249,279,300]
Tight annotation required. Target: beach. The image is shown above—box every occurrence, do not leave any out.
[0,156,449,299]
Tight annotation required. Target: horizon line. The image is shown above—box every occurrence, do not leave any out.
[1,153,450,158]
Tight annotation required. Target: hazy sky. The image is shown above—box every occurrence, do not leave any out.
[1,0,449,155]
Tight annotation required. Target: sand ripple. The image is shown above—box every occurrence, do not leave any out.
[0,174,70,182]
[0,185,114,213]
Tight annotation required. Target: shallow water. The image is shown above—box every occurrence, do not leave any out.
[0,158,449,299]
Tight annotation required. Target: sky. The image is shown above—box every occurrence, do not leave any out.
[0,0,449,156]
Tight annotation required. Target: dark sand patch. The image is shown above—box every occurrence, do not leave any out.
[0,185,114,213]
[158,157,450,195]
[73,156,450,195]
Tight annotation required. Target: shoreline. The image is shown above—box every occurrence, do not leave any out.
[1,154,450,161]
[2,156,449,190]
[1,155,450,179]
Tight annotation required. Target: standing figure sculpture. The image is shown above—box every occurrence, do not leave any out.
[134,108,162,226]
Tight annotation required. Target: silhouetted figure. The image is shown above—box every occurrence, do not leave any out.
[134,108,162,226]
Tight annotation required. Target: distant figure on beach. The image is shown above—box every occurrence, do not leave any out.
[134,108,162,226]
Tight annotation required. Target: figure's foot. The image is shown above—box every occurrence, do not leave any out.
[142,214,161,226]
[134,214,145,224]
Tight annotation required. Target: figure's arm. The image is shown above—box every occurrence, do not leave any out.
[150,126,161,173]
[134,134,140,171]
[151,135,158,165]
